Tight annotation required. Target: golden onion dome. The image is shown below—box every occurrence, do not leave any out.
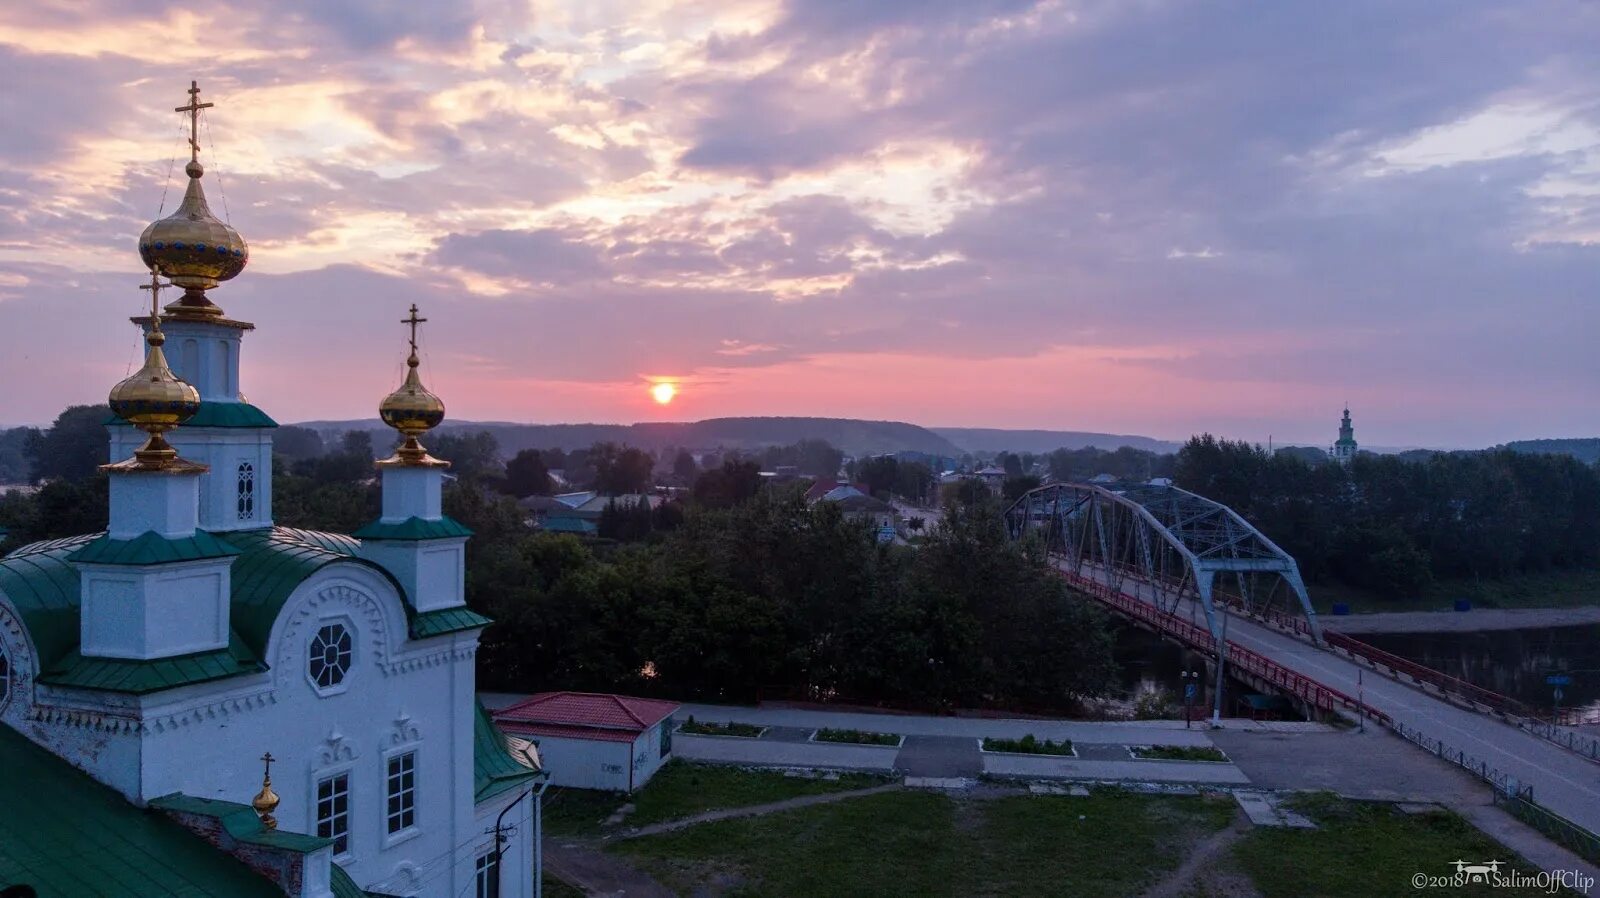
[105,278,204,470]
[137,160,248,316]
[378,305,449,467]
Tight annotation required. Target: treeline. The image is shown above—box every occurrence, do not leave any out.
[469,490,1116,709]
[1174,435,1600,597]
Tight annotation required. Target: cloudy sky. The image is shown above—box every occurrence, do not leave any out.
[0,1,1596,447]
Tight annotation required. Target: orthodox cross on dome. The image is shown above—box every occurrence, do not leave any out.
[175,80,214,165]
[402,303,427,355]
[138,270,167,331]
[252,751,280,830]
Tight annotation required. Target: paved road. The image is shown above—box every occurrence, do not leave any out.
[1090,572,1600,837]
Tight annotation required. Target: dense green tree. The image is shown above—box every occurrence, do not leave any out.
[1002,474,1042,502]
[429,431,500,482]
[27,405,110,483]
[672,450,698,484]
[273,426,325,462]
[692,459,763,509]
[504,449,553,498]
[0,427,37,483]
[590,442,655,495]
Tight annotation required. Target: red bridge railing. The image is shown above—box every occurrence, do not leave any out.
[1056,568,1388,724]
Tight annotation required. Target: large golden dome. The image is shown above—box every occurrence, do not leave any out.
[377,305,449,467]
[136,82,248,319]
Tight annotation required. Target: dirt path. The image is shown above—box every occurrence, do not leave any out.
[618,783,904,838]
[1140,815,1257,898]
[545,840,676,898]
[546,782,905,895]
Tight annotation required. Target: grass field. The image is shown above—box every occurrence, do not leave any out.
[541,760,889,836]
[1228,794,1578,897]
[1308,569,1600,614]
[613,788,1237,897]
[604,785,1577,897]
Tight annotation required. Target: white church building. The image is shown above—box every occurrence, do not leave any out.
[0,84,543,898]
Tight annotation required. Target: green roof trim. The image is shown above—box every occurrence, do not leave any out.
[411,606,492,639]
[0,728,285,897]
[352,516,474,541]
[40,633,263,694]
[107,401,278,429]
[148,794,333,854]
[69,530,243,566]
[474,701,543,804]
[331,863,371,898]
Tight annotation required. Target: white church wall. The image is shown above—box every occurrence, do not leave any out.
[472,790,536,898]
[109,427,275,532]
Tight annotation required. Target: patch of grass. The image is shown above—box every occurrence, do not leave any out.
[542,786,629,838]
[627,760,889,828]
[814,727,900,746]
[542,874,586,898]
[1310,569,1600,614]
[613,786,1237,897]
[679,715,765,737]
[1132,745,1229,762]
[982,734,1073,755]
[1232,794,1577,897]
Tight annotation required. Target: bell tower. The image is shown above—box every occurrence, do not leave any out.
[113,81,275,532]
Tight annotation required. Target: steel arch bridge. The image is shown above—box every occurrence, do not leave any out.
[1004,480,1322,644]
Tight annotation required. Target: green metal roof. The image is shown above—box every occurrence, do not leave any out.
[41,633,263,694]
[0,726,285,897]
[108,401,278,429]
[0,525,490,696]
[148,794,333,854]
[411,606,492,640]
[474,701,542,804]
[331,863,371,898]
[69,530,243,566]
[352,515,473,541]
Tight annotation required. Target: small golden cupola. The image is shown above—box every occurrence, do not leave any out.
[378,304,449,467]
[136,81,248,320]
[105,272,204,471]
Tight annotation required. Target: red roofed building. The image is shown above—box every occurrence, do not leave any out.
[493,692,681,791]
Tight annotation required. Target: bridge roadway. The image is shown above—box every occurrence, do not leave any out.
[1071,564,1600,838]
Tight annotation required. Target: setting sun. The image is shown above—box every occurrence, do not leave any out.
[651,382,677,405]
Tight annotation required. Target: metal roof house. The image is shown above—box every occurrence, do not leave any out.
[495,692,681,792]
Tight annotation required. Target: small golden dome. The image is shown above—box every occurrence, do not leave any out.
[252,751,280,831]
[106,286,202,470]
[136,82,248,319]
[377,305,449,467]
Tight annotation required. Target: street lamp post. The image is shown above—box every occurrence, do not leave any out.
[1210,604,1231,729]
[1181,669,1200,729]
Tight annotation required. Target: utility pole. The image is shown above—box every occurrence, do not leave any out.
[1210,605,1230,728]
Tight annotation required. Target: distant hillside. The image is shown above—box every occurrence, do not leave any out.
[296,416,963,457]
[1504,438,1600,465]
[932,427,1180,455]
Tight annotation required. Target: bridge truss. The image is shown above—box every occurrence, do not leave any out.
[1004,481,1322,644]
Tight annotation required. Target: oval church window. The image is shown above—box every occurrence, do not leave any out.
[308,623,353,690]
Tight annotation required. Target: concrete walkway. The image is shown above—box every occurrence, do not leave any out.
[1326,606,1600,634]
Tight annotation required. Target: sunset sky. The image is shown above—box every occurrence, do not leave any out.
[0,1,1596,447]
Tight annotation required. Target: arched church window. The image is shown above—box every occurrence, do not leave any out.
[237,462,255,520]
[308,623,353,690]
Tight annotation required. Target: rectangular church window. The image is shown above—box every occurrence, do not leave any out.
[386,751,416,834]
[317,772,350,855]
[475,852,501,898]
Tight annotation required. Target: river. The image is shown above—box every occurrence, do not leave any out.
[1358,624,1600,720]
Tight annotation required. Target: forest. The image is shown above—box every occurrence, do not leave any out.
[2,406,1597,704]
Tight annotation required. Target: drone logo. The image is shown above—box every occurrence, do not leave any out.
[1451,859,1503,884]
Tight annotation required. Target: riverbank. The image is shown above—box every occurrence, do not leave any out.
[1326,606,1600,634]
[1309,569,1600,615]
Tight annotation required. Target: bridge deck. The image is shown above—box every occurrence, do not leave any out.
[1067,564,1600,838]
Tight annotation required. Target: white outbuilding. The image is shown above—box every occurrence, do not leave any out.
[494,692,681,792]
